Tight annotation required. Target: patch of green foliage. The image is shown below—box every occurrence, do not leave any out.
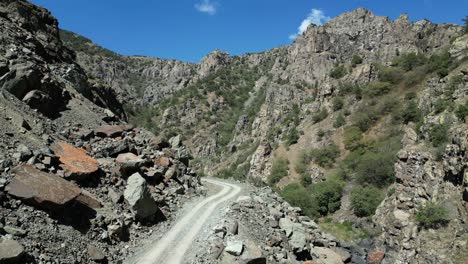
[343,126,363,150]
[398,100,423,124]
[60,29,123,61]
[342,133,402,187]
[429,122,450,147]
[319,219,369,242]
[363,81,392,97]
[416,202,449,228]
[351,185,384,217]
[284,127,300,146]
[334,113,346,128]
[332,97,345,111]
[392,52,428,71]
[298,143,340,169]
[455,101,468,121]
[268,158,289,185]
[351,55,363,67]
[281,177,344,218]
[329,64,347,79]
[312,108,329,123]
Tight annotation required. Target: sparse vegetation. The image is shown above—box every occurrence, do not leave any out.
[329,64,347,79]
[429,122,450,147]
[351,186,384,217]
[351,55,363,67]
[268,158,289,185]
[332,97,344,111]
[334,113,346,128]
[455,101,468,121]
[312,108,328,123]
[343,126,363,150]
[416,202,449,228]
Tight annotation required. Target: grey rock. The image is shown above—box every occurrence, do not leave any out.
[225,240,244,256]
[123,173,159,221]
[0,239,24,263]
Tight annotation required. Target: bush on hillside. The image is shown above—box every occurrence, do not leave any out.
[392,52,427,71]
[334,113,346,128]
[429,123,450,147]
[416,202,449,228]
[312,108,329,123]
[455,101,468,121]
[399,100,422,124]
[351,185,384,217]
[268,158,289,185]
[330,65,347,79]
[311,180,344,215]
[309,143,341,168]
[343,126,363,150]
[332,97,345,111]
[281,183,320,218]
[351,55,363,67]
[355,150,396,187]
[363,81,392,97]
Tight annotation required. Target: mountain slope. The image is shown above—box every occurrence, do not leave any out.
[21,2,468,263]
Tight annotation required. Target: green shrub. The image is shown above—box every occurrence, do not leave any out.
[354,110,380,132]
[310,180,344,215]
[378,66,404,84]
[284,127,300,146]
[400,100,422,124]
[429,123,450,147]
[392,52,427,71]
[351,55,363,67]
[433,99,448,114]
[309,143,340,168]
[416,202,449,228]
[363,81,392,97]
[268,158,289,185]
[334,113,346,128]
[332,97,345,111]
[281,183,319,218]
[427,51,452,77]
[312,108,328,123]
[455,101,468,121]
[355,151,396,187]
[343,126,363,150]
[330,65,347,79]
[351,185,384,217]
[339,83,362,99]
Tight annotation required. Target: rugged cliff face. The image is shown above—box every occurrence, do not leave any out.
[0,1,201,263]
[1,0,467,263]
[62,7,468,263]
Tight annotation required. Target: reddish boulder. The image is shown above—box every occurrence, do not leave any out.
[154,156,171,168]
[6,165,81,210]
[6,165,102,211]
[367,250,385,264]
[95,124,133,138]
[51,141,99,180]
[149,136,170,149]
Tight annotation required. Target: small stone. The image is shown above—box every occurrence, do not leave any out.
[3,226,28,237]
[0,239,24,263]
[225,240,243,256]
[87,245,106,261]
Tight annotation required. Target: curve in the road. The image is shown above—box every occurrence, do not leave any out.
[132,178,242,264]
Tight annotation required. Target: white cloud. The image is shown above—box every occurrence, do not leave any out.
[289,9,331,40]
[195,0,217,15]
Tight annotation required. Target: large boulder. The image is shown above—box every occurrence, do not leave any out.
[5,165,100,210]
[51,141,99,180]
[116,153,146,177]
[0,239,24,263]
[6,165,81,210]
[123,173,159,221]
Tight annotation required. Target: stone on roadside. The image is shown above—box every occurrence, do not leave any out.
[6,165,81,210]
[87,245,106,262]
[169,135,181,148]
[51,141,99,180]
[123,173,159,221]
[116,153,145,176]
[225,240,244,256]
[0,239,24,263]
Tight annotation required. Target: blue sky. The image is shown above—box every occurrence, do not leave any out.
[30,0,466,62]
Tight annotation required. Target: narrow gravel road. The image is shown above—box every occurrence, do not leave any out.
[128,178,242,264]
